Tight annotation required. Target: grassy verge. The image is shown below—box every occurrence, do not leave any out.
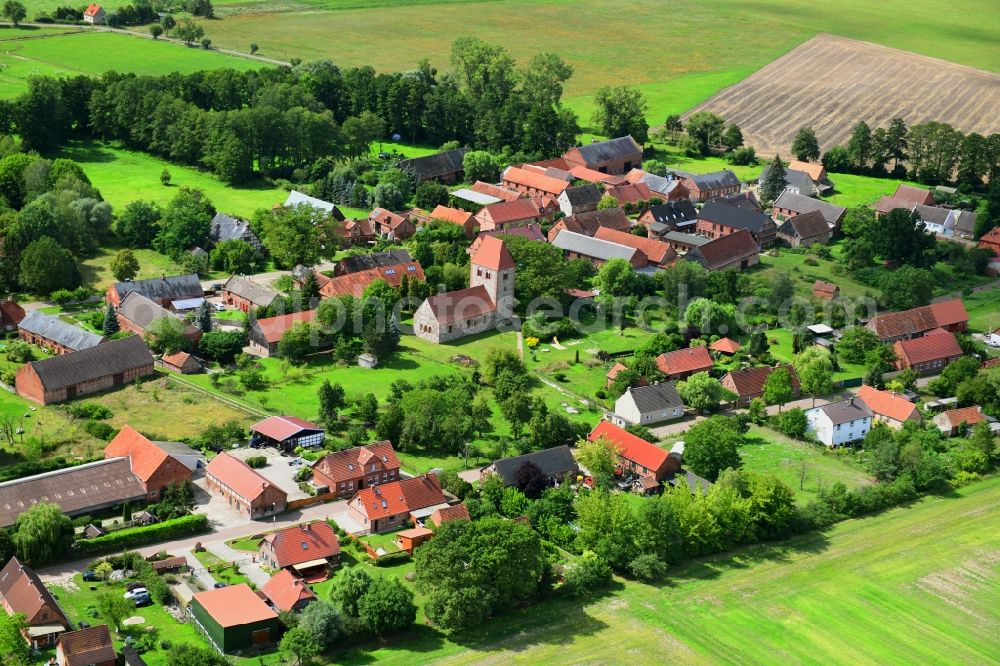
[193,549,251,587]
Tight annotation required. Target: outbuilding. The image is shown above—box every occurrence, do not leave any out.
[250,416,325,451]
[190,584,282,653]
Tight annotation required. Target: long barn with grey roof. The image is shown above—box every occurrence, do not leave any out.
[398,148,469,183]
[681,169,741,202]
[18,311,104,355]
[563,136,643,175]
[551,230,644,268]
[106,273,204,308]
[772,191,846,228]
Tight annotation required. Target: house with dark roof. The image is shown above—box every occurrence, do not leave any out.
[557,184,603,217]
[56,624,116,666]
[284,190,345,220]
[259,522,340,577]
[772,191,846,229]
[857,385,920,429]
[593,227,676,268]
[813,280,840,300]
[398,148,468,183]
[547,207,631,241]
[776,210,832,247]
[346,475,448,534]
[18,311,104,355]
[638,201,698,235]
[562,136,643,175]
[696,199,776,247]
[551,230,646,269]
[15,335,154,405]
[106,274,203,308]
[662,231,710,253]
[613,382,683,425]
[681,170,741,202]
[474,197,551,232]
[222,275,280,313]
[333,250,414,276]
[210,213,263,252]
[624,169,689,201]
[0,298,25,331]
[104,425,194,501]
[720,365,800,406]
[190,584,282,653]
[204,452,287,519]
[0,556,70,647]
[481,445,578,487]
[805,398,872,446]
[758,164,819,197]
[684,229,760,272]
[865,298,968,342]
[116,292,201,345]
[251,416,324,451]
[893,328,964,374]
[654,346,714,380]
[248,310,317,357]
[501,166,569,198]
[368,208,416,240]
[261,569,317,613]
[312,441,401,498]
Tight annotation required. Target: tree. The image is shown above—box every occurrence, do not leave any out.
[564,550,613,596]
[2,1,25,26]
[210,239,259,274]
[791,127,821,161]
[595,257,636,296]
[869,208,935,267]
[685,111,726,155]
[110,248,140,282]
[250,42,259,54]
[762,367,794,412]
[747,330,770,359]
[160,14,176,34]
[462,150,500,183]
[175,19,205,46]
[682,416,744,481]
[154,187,214,256]
[279,626,321,666]
[721,124,743,151]
[102,304,119,336]
[592,85,648,143]
[256,205,329,269]
[198,330,245,364]
[357,577,416,636]
[759,153,787,205]
[150,24,164,39]
[116,201,161,248]
[794,346,834,406]
[354,393,379,424]
[865,423,900,481]
[19,237,81,295]
[196,301,212,333]
[513,460,547,499]
[577,436,618,488]
[96,591,132,632]
[0,612,29,666]
[372,182,405,210]
[331,566,372,617]
[278,322,315,361]
[168,645,229,666]
[847,121,873,171]
[415,180,450,209]
[879,266,935,310]
[677,372,736,413]
[500,393,532,440]
[775,407,808,439]
[297,601,341,649]
[145,317,190,354]
[318,380,346,427]
[836,326,881,364]
[574,490,639,569]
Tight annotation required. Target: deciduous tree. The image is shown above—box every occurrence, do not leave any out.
[791,127,820,161]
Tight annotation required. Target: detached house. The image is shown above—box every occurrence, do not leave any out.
[893,328,964,374]
[805,399,872,447]
[681,170,740,202]
[259,522,340,578]
[222,275,280,312]
[720,365,800,407]
[369,208,416,240]
[0,556,70,647]
[346,475,448,534]
[638,201,698,236]
[857,385,920,429]
[934,406,989,437]
[684,229,760,272]
[776,210,832,247]
[482,445,578,487]
[562,136,643,175]
[696,199,776,247]
[56,625,116,666]
[311,440,401,498]
[758,164,819,197]
[588,421,675,483]
[557,184,603,217]
[654,346,713,381]
[83,3,105,24]
[211,213,263,252]
[787,160,833,195]
[612,382,684,426]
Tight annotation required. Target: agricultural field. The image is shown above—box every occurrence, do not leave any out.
[688,34,1000,156]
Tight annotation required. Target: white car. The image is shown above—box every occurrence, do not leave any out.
[123,588,149,600]
[213,303,226,312]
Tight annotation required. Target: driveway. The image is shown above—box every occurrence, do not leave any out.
[208,542,270,588]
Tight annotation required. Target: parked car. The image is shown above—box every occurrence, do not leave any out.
[82,571,99,582]
[210,283,223,291]
[213,303,226,312]
[77,621,91,629]
[213,582,227,589]
[134,595,153,608]
[125,582,146,591]
[123,588,149,600]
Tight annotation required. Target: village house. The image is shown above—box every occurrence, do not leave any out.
[18,311,104,355]
[684,229,761,272]
[106,274,203,309]
[588,421,676,484]
[104,426,195,501]
[346,474,448,534]
[562,136,643,175]
[116,292,202,346]
[429,503,471,528]
[776,210,832,247]
[320,260,425,299]
[772,191,846,230]
[805,399,873,447]
[593,226,676,268]
[190,585,282,653]
[978,226,1000,253]
[160,350,201,374]
[865,298,968,342]
[251,416,324,451]
[0,556,70,647]
[786,160,833,195]
[624,169,689,201]
[813,280,840,300]
[501,166,570,198]
[0,298,25,331]
[468,224,544,256]
[261,569,317,614]
[311,440,401,498]
[481,445,578,487]
[398,148,468,183]
[546,207,631,241]
[557,184,603,217]
[284,190,345,220]
[550,230,646,269]
[892,184,936,205]
[933,406,989,437]
[758,164,820,197]
[259,522,341,578]
[603,181,654,208]
[334,217,376,247]
[720,365,800,407]
[681,170,741,202]
[83,3,105,24]
[892,328,964,374]
[474,197,551,232]
[247,310,317,357]
[15,335,154,405]
[857,385,921,429]
[222,275,280,313]
[696,199,776,247]
[612,382,684,426]
[709,337,741,356]
[56,625,116,666]
[414,236,514,344]
[469,181,522,202]
[204,452,288,519]
[429,204,477,236]
[638,200,698,235]
[369,208,416,240]
[654,346,714,381]
[210,213,263,252]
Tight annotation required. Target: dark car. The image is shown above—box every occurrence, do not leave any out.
[134,595,153,608]
[77,621,91,629]
[213,582,227,589]
[125,582,146,591]
[82,571,100,582]
[210,283,223,291]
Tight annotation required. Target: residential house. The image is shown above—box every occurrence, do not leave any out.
[204,452,288,519]
[474,198,551,232]
[550,230,646,269]
[776,210,832,247]
[978,226,1000,253]
[251,416,324,451]
[501,166,569,198]
[557,184,603,216]
[638,201,698,236]
[654,346,714,381]
[247,310,317,357]
[210,213,263,252]
[546,207,631,241]
[334,250,416,276]
[15,335,154,405]
[261,569,317,614]
[429,503,471,528]
[0,557,70,647]
[320,261,425,299]
[684,229,761,272]
[311,440,401,499]
[893,328,964,374]
[369,208,416,240]
[116,292,201,345]
[333,218,375,247]
[933,406,988,436]
[604,182,654,208]
[562,136,643,175]
[813,280,840,300]
[284,190,345,220]
[593,227,676,268]
[160,350,201,374]
[857,385,921,429]
[787,160,833,195]
[612,382,684,425]
[469,181,522,202]
[913,204,959,236]
[805,399,873,446]
[467,224,544,256]
[662,231,710,253]
[624,169,689,201]
[696,199,776,247]
[710,337,742,355]
[758,165,819,197]
[587,421,676,482]
[481,445,578,487]
[892,184,935,205]
[681,170,741,202]
[18,311,104,355]
[865,298,968,342]
[259,522,340,577]
[56,625,116,666]
[222,276,280,313]
[190,585,282,653]
[106,274,203,309]
[720,365,800,407]
[83,3,105,24]
[953,210,978,240]
[772,191,846,230]
[346,475,448,534]
[429,205,477,236]
[104,425,194,501]
[0,298,25,331]
[398,148,468,183]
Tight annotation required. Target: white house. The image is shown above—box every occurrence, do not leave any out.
[612,382,684,426]
[805,399,872,447]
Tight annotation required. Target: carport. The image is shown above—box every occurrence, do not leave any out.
[250,416,325,452]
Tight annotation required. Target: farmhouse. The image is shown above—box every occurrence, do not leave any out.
[259,522,341,577]
[654,346,714,380]
[160,350,201,374]
[482,445,578,487]
[865,298,968,341]
[346,474,448,534]
[429,204,477,236]
[684,229,761,272]
[369,208,416,240]
[892,328,964,374]
[222,275,280,312]
[83,3,105,24]
[261,569,317,614]
[612,382,684,426]
[284,190,345,220]
[857,385,921,429]
[813,280,840,300]
[547,207,631,240]
[787,160,833,195]
[56,625,116,666]
[204,452,288,519]
[210,213,263,251]
[190,585,282,653]
[501,166,569,198]
[0,298,25,331]
[772,191,846,229]
[106,274,203,308]
[588,421,675,483]
[720,365,800,406]
[398,148,468,183]
[758,164,819,197]
[638,201,698,235]
[805,399,872,447]
[251,416,325,451]
[933,406,989,437]
[320,260,425,299]
[625,169,689,201]
[776,210,832,247]
[593,227,676,268]
[116,292,201,345]
[474,198,550,232]
[550,230,646,268]
[681,170,741,202]
[0,557,70,647]
[104,425,194,501]
[696,199,776,247]
[562,136,643,174]
[334,217,375,246]
[311,440,401,498]
[247,309,317,357]
[977,226,1000,253]
[18,311,104,355]
[557,184,603,216]
[15,335,155,405]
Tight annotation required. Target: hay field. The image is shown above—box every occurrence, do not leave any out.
[688,33,1000,156]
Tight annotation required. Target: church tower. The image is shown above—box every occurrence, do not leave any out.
[469,236,515,318]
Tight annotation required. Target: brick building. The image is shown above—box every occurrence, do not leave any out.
[562,136,643,175]
[311,440,401,498]
[204,452,287,519]
[104,425,194,501]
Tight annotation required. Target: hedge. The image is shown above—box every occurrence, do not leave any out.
[373,550,411,567]
[75,514,209,555]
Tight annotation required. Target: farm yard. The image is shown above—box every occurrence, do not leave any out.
[688,33,1000,156]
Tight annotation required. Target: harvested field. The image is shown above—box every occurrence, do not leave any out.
[688,33,1000,156]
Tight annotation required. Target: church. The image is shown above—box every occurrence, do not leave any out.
[413,236,515,343]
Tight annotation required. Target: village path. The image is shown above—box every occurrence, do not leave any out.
[208,542,271,587]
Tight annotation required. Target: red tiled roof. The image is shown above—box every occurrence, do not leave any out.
[261,569,316,613]
[655,346,713,376]
[478,198,543,224]
[605,182,653,205]
[588,421,669,476]
[873,196,915,215]
[928,300,970,329]
[569,166,622,184]
[104,425,180,484]
[813,280,839,295]
[722,365,799,397]
[979,227,1000,245]
[430,503,470,526]
[161,351,193,367]
[857,385,920,423]
[502,167,569,195]
[313,441,400,485]
[689,229,760,270]
[710,337,742,354]
[470,181,522,202]
[352,475,445,521]
[471,235,515,270]
[893,328,963,366]
[893,184,935,205]
[252,416,323,442]
[606,362,628,381]
[83,3,101,16]
[58,625,115,666]
[429,205,474,227]
[0,299,25,326]
[252,310,317,344]
[205,452,283,503]
[421,285,496,324]
[320,262,425,298]
[368,208,408,230]
[0,556,68,627]
[593,227,675,265]
[261,521,340,568]
[940,406,986,428]
[193,584,277,628]
[981,357,1000,370]
[787,160,825,181]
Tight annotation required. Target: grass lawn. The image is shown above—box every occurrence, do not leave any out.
[79,248,194,292]
[964,286,1000,333]
[193,549,252,586]
[334,475,1000,664]
[764,327,866,382]
[742,426,872,504]
[0,386,106,462]
[360,529,403,555]
[228,536,263,551]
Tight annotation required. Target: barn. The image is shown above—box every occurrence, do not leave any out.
[189,584,282,653]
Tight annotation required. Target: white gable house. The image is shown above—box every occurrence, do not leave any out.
[612,382,684,426]
[805,399,873,447]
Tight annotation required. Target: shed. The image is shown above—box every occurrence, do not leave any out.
[395,526,434,553]
[190,584,282,653]
[250,416,325,451]
[357,353,378,368]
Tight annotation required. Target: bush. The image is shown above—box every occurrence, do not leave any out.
[75,514,209,555]
[83,420,117,440]
[69,403,113,420]
[628,553,668,582]
[563,551,612,596]
[245,455,267,468]
[373,551,411,567]
[49,289,75,305]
